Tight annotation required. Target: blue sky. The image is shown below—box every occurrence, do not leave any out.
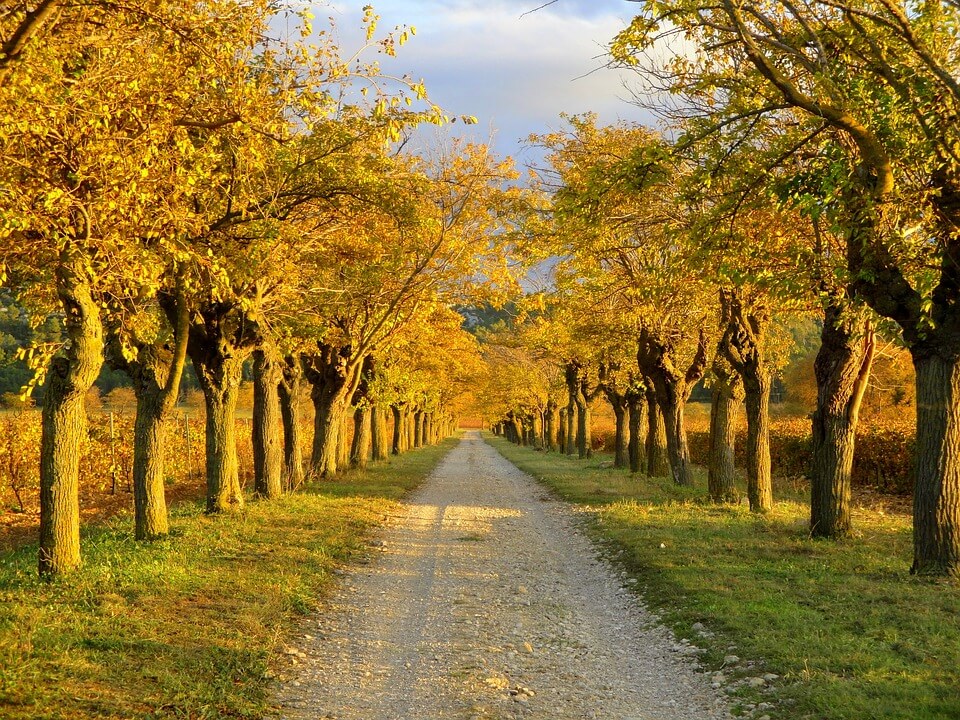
[311,1,653,167]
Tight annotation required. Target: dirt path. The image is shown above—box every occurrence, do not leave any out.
[275,431,730,720]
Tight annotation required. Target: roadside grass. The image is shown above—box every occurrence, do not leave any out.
[488,435,960,720]
[0,438,455,720]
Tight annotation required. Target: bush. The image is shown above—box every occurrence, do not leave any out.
[0,391,32,409]
[104,386,136,409]
[687,414,915,495]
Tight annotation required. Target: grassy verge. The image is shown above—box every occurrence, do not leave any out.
[487,434,960,720]
[0,438,456,720]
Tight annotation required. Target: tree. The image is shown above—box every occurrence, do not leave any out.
[0,0,277,572]
[532,115,715,484]
[614,0,960,572]
[300,141,519,477]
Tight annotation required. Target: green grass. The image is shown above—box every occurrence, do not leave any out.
[488,435,960,720]
[0,439,456,720]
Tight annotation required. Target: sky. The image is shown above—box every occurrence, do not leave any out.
[310,0,654,168]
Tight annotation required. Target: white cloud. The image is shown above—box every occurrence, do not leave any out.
[309,0,655,163]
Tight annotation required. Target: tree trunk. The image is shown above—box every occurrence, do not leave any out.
[613,403,629,468]
[576,383,591,459]
[508,413,523,444]
[720,290,773,512]
[708,356,742,503]
[371,404,390,461]
[558,408,567,454]
[278,356,305,490]
[742,370,773,511]
[351,405,371,468]
[910,351,960,576]
[637,327,708,484]
[810,307,874,538]
[545,400,559,451]
[565,362,579,455]
[310,390,340,475]
[391,405,404,455]
[198,368,244,513]
[627,388,647,474]
[130,384,170,540]
[657,382,695,486]
[337,413,351,469]
[252,350,283,499]
[530,412,543,449]
[305,343,362,478]
[422,413,431,447]
[39,265,103,575]
[646,388,669,477]
[185,302,257,514]
[413,412,423,448]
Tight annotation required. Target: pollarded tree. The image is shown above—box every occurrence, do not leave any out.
[300,140,520,477]
[0,0,277,572]
[163,8,466,507]
[621,1,960,556]
[532,115,716,484]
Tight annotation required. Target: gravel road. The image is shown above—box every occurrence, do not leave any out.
[275,431,731,720]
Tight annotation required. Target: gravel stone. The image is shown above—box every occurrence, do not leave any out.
[274,431,731,719]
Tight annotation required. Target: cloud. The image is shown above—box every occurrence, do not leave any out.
[312,0,655,162]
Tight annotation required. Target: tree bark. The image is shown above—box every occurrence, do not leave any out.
[645,386,669,477]
[310,390,343,476]
[720,290,773,511]
[39,261,104,576]
[658,381,695,486]
[564,362,578,455]
[531,412,543,449]
[253,349,283,499]
[305,343,362,478]
[391,405,405,455]
[743,371,773,511]
[810,305,874,538]
[545,400,559,451]
[413,411,424,448]
[185,301,257,514]
[637,328,707,485]
[407,410,416,450]
[351,406,371,468]
[508,412,523,444]
[599,362,629,468]
[278,356,305,490]
[105,286,190,541]
[627,383,647,474]
[612,404,628,468]
[576,377,592,459]
[371,404,390,461]
[910,350,960,575]
[197,363,244,513]
[708,352,742,503]
[337,413,351,469]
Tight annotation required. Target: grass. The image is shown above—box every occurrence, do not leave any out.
[488,434,960,720]
[0,438,456,720]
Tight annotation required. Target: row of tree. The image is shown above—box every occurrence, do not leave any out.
[0,2,507,576]
[484,0,960,578]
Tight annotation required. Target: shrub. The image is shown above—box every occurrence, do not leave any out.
[687,414,915,495]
